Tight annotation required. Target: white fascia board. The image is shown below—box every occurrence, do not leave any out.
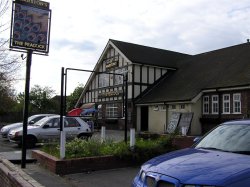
[190,86,250,105]
[217,86,250,91]
[136,102,165,106]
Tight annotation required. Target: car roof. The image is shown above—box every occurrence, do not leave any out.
[222,119,250,125]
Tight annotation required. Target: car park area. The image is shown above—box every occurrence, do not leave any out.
[0,126,139,187]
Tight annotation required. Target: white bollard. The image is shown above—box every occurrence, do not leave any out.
[60,131,66,159]
[130,128,135,148]
[101,126,106,143]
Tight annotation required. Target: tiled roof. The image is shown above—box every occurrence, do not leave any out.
[110,39,191,68]
[136,42,250,104]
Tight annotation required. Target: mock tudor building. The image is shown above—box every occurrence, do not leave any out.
[77,39,250,135]
[76,39,190,129]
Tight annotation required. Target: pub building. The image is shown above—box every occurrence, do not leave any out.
[75,39,190,130]
[76,39,250,136]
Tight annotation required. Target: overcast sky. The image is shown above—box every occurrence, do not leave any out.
[2,0,250,95]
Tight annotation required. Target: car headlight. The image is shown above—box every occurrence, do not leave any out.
[1,127,9,132]
[139,170,146,182]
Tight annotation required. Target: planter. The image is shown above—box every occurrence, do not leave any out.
[32,150,134,175]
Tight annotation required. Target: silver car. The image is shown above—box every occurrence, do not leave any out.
[8,115,93,147]
[0,114,55,138]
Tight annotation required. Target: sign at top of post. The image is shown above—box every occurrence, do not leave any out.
[10,0,51,54]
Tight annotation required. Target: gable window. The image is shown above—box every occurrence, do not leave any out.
[203,96,209,114]
[233,93,241,114]
[212,95,218,114]
[223,94,230,114]
[106,103,118,118]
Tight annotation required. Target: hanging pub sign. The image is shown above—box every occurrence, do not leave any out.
[98,90,123,98]
[105,55,119,69]
[10,0,51,54]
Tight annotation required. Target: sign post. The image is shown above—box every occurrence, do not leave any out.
[9,0,51,168]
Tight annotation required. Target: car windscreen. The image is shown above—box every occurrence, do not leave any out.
[195,124,250,154]
[32,117,51,126]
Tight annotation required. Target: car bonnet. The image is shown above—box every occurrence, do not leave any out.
[142,148,250,185]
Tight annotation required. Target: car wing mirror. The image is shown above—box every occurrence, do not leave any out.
[29,120,35,125]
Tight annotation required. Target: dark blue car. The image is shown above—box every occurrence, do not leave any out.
[132,120,250,187]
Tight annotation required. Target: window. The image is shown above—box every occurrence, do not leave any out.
[114,68,124,85]
[203,96,209,114]
[98,73,109,88]
[171,105,176,109]
[159,105,166,111]
[180,104,185,109]
[233,93,241,113]
[153,105,159,111]
[64,117,80,127]
[106,103,118,118]
[223,94,230,114]
[212,95,219,114]
[45,118,59,128]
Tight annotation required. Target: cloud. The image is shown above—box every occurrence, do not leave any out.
[4,0,250,95]
[52,39,97,52]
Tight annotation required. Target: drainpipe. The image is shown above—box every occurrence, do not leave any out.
[164,102,168,133]
[218,90,222,123]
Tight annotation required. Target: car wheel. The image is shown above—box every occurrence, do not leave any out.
[26,135,37,148]
[78,134,90,140]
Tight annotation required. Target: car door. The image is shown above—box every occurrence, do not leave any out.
[64,117,82,139]
[38,118,60,142]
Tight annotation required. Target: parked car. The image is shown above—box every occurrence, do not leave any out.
[8,115,93,148]
[132,120,250,187]
[0,114,55,138]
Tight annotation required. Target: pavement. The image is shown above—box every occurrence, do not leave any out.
[0,130,140,187]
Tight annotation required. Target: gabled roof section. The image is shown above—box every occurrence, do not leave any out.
[110,39,191,68]
[136,42,250,104]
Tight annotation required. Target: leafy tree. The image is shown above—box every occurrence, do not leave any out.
[29,85,58,113]
[16,85,59,113]
[66,84,84,111]
[0,0,22,114]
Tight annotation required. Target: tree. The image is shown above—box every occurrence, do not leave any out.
[66,84,84,111]
[0,0,22,114]
[16,85,59,113]
[29,85,58,113]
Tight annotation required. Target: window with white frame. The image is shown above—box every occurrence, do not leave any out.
[233,93,241,113]
[114,68,124,85]
[203,96,209,114]
[223,94,230,114]
[212,95,219,114]
[180,104,185,109]
[105,103,118,118]
[98,73,109,88]
[159,105,166,111]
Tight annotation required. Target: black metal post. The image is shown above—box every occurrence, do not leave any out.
[124,72,128,143]
[64,70,67,115]
[60,67,65,131]
[21,50,32,168]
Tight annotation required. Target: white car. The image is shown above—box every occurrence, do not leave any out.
[8,115,93,148]
[0,114,55,138]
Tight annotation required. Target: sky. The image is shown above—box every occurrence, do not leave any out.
[1,0,250,95]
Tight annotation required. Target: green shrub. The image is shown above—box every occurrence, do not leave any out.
[41,135,176,162]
